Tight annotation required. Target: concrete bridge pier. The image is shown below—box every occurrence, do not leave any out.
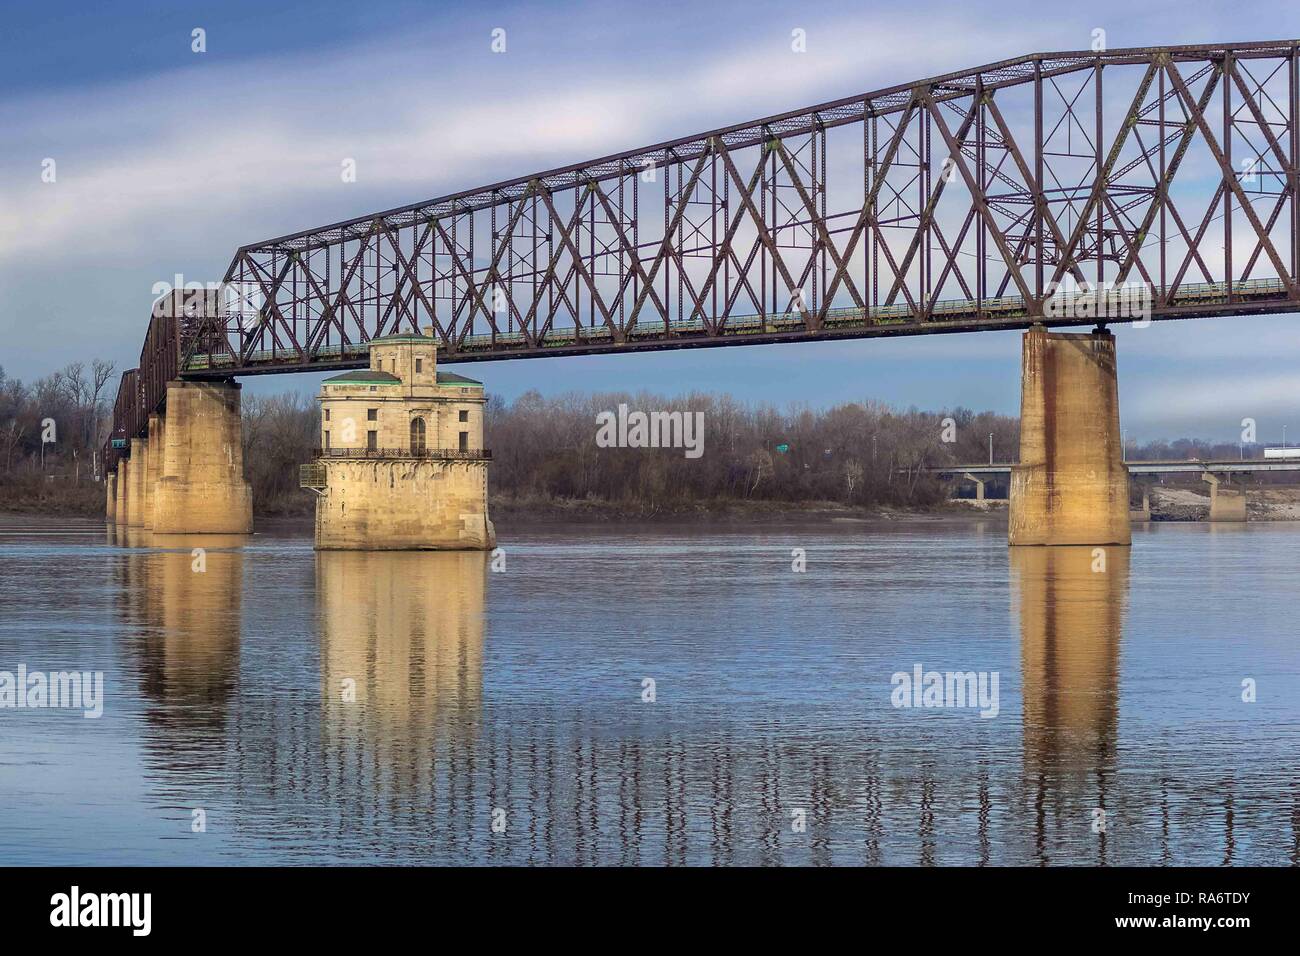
[153,381,253,535]
[114,458,129,525]
[126,438,148,527]
[1202,472,1246,522]
[962,472,987,502]
[105,473,117,522]
[143,414,164,529]
[1009,325,1131,546]
[137,435,151,529]
[959,471,1009,508]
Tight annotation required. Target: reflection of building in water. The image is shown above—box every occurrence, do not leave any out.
[1012,544,1126,862]
[317,551,487,805]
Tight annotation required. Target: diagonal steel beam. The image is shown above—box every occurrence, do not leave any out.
[983,96,1088,287]
[821,97,921,318]
[1045,59,1159,293]
[627,150,712,326]
[882,100,982,308]
[1165,58,1298,297]
[589,180,670,333]
[712,138,814,328]
[771,139,866,314]
[923,92,1035,305]
[1114,61,1220,286]
[535,184,617,334]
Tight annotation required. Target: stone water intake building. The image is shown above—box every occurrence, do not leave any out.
[302,334,496,551]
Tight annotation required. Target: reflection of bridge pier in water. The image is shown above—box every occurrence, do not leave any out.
[1010,544,1293,866]
[1012,545,1125,865]
[111,529,245,770]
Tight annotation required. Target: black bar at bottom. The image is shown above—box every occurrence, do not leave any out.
[0,866,1291,940]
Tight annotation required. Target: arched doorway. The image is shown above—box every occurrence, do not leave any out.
[410,417,427,454]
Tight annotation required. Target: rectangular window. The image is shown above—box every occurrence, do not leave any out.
[324,431,330,449]
[458,409,468,422]
[459,431,468,452]
[367,408,377,421]
[324,409,330,421]
[415,358,423,373]
[367,430,378,451]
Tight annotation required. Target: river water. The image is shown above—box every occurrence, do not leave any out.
[1,514,1297,866]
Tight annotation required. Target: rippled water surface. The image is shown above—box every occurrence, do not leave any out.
[1,515,1297,865]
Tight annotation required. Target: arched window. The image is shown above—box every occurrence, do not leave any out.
[410,417,427,454]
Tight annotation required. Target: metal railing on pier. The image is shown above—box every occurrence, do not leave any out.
[309,447,492,461]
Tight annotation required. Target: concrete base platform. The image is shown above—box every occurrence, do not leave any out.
[314,459,495,551]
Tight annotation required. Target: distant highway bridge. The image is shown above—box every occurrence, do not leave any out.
[936,459,1300,476]
[932,459,1300,522]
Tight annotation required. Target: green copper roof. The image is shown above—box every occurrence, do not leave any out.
[321,368,481,386]
[437,371,483,386]
[322,370,401,384]
[369,333,439,344]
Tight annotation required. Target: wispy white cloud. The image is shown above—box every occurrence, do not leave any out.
[0,10,1049,263]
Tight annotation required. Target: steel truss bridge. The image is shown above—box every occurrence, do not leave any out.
[107,40,1300,468]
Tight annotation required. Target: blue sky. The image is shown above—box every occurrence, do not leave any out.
[1,0,1298,441]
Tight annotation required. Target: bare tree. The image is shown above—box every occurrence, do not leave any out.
[90,360,114,404]
[2,419,25,471]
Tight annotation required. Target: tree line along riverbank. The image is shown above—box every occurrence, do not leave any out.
[3,359,1287,519]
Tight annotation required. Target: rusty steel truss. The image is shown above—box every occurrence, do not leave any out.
[106,40,1300,468]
